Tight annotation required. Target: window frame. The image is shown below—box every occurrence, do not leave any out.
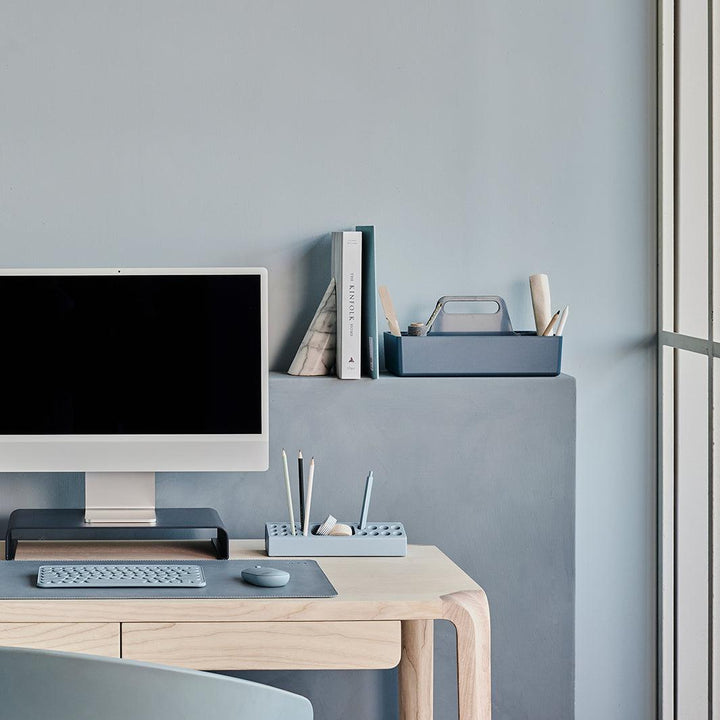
[658,1,718,718]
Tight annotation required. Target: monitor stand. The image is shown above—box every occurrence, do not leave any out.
[4,472,229,560]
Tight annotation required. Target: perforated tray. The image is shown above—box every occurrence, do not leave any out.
[265,522,407,557]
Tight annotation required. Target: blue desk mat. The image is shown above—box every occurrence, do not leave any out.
[0,560,337,600]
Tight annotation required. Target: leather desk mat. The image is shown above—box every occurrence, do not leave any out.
[0,560,337,600]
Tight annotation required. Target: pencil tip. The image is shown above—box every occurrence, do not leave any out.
[298,450,303,458]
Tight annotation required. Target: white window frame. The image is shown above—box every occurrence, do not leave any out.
[659,1,719,718]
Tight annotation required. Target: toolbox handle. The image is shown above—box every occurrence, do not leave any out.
[428,295,514,334]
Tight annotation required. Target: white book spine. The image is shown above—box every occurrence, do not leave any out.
[332,231,362,379]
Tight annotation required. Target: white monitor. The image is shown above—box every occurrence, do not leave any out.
[0,268,268,524]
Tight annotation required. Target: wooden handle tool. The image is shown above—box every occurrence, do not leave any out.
[378,286,402,337]
[529,274,552,335]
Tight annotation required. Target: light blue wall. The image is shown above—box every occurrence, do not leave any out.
[0,2,655,718]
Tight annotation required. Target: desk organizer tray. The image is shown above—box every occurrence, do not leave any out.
[266,522,407,557]
[0,559,337,600]
[383,295,562,377]
[384,331,562,377]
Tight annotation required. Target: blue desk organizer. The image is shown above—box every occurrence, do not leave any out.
[265,522,407,557]
[384,295,562,377]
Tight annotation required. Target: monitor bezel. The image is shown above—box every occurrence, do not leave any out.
[0,267,269,472]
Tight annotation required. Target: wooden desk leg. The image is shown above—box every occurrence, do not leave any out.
[441,590,491,720]
[399,619,434,720]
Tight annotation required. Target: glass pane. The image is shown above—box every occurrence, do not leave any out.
[714,359,720,720]
[675,350,710,719]
[660,346,675,718]
[714,1,720,344]
[659,0,674,335]
[676,0,709,338]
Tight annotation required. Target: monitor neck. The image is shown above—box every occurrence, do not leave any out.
[84,472,157,525]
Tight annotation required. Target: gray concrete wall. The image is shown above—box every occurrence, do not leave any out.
[0,2,655,718]
[0,374,577,719]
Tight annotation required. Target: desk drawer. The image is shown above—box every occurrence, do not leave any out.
[122,621,401,670]
[0,623,120,657]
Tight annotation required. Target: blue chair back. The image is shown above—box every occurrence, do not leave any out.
[0,646,313,720]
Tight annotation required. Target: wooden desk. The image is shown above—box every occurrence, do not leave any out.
[0,541,491,720]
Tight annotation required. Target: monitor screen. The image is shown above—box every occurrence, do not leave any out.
[0,273,262,435]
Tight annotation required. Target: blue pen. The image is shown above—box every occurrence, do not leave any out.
[359,471,374,530]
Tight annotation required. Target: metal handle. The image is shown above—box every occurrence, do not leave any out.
[428,295,514,334]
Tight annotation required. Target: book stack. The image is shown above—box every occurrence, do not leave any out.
[288,225,378,379]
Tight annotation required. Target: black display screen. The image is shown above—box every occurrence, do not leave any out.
[0,274,262,434]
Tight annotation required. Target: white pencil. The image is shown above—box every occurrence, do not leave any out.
[556,305,570,337]
[302,457,315,536]
[281,449,296,535]
[359,471,374,529]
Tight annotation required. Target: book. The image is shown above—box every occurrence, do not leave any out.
[331,231,362,379]
[356,225,378,379]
